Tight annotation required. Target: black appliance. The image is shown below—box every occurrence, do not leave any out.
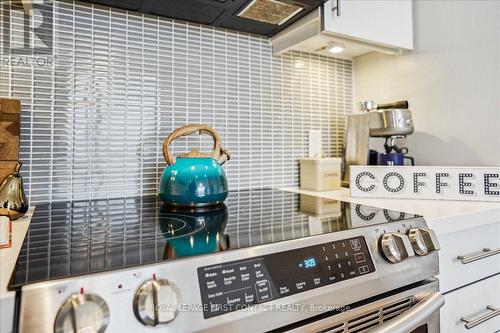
[78,0,326,36]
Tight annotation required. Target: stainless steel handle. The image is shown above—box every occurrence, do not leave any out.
[461,305,500,329]
[457,248,500,264]
[367,292,444,333]
[376,100,409,110]
[331,0,340,16]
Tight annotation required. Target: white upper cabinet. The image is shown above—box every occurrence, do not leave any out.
[324,0,413,50]
[271,0,413,58]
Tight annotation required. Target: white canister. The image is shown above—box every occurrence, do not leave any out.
[299,157,342,191]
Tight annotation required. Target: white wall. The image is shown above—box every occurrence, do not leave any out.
[354,0,500,166]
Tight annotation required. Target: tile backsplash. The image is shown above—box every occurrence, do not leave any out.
[0,0,353,204]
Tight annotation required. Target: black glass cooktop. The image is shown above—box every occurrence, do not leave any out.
[11,189,420,289]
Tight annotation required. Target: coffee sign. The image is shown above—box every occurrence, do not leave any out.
[350,166,500,202]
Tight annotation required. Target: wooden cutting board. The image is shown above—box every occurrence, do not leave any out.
[0,98,20,184]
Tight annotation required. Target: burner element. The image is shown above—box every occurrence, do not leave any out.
[82,213,205,244]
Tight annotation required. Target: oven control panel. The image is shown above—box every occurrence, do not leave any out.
[197,236,375,318]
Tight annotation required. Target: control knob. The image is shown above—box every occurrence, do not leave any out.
[408,227,441,256]
[380,232,415,263]
[134,277,179,326]
[54,292,109,333]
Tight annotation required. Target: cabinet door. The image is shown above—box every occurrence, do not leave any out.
[323,0,413,50]
[441,274,500,333]
[437,222,500,293]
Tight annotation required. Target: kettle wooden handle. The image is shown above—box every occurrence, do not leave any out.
[163,124,222,165]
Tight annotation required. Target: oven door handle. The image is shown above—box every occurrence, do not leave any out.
[367,292,444,333]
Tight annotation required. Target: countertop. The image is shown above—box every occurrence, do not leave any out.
[282,187,500,235]
[0,207,35,294]
[0,207,34,333]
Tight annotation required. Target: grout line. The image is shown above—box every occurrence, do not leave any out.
[155,16,160,196]
[106,5,111,200]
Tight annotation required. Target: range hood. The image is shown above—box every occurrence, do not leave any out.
[79,0,327,37]
[271,2,413,58]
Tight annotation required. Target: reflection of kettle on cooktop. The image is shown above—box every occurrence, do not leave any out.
[159,203,229,259]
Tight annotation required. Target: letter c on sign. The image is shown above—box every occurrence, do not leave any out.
[355,172,375,192]
[383,172,405,192]
[355,204,376,221]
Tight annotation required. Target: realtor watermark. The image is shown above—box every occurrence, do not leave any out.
[1,55,52,66]
[1,0,54,67]
[153,303,351,313]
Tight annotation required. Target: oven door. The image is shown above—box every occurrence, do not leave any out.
[281,279,443,333]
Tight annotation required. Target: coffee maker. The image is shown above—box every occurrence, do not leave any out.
[342,100,415,186]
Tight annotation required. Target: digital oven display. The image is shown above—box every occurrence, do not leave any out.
[197,236,375,318]
[299,257,317,269]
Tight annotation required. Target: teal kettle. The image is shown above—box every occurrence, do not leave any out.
[159,124,230,207]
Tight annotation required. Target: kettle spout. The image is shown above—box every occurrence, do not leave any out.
[217,147,231,165]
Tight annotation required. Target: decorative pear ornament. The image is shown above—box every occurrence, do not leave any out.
[0,162,29,220]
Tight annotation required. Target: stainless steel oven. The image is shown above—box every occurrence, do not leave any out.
[11,190,443,333]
